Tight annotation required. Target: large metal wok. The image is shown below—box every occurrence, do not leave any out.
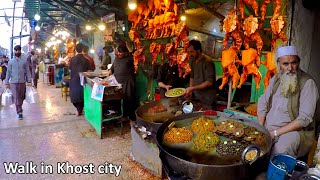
[135,98,182,135]
[156,112,272,180]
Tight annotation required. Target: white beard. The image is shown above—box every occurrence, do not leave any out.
[280,72,299,98]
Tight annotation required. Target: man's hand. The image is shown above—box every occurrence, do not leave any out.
[269,130,275,140]
[165,85,172,91]
[5,84,10,89]
[26,82,32,86]
[184,87,194,98]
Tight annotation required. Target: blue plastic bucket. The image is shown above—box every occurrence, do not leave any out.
[266,154,297,180]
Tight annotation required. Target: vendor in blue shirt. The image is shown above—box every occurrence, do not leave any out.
[5,45,32,120]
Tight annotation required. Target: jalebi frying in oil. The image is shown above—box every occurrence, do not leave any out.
[193,132,220,152]
[191,117,215,133]
[163,127,193,144]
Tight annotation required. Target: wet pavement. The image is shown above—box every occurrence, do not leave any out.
[0,78,160,180]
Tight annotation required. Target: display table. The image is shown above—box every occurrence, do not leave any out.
[223,107,257,121]
[83,75,124,138]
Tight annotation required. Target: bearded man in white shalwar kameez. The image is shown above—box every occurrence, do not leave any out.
[258,45,319,157]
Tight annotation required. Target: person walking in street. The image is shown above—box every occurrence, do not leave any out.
[30,51,39,88]
[69,43,91,116]
[1,55,8,83]
[5,45,32,120]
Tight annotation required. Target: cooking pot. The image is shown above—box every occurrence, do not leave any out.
[156,112,273,180]
[135,98,182,135]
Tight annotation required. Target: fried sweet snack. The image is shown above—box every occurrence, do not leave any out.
[191,117,215,133]
[193,132,220,152]
[163,127,193,144]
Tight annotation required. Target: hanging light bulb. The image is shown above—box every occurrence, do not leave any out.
[98,22,106,31]
[90,49,95,54]
[180,14,186,21]
[86,24,92,31]
[35,25,41,31]
[128,0,137,10]
[34,13,40,21]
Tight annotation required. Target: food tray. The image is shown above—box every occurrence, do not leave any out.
[162,115,267,159]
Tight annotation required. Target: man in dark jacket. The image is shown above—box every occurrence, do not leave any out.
[69,43,91,116]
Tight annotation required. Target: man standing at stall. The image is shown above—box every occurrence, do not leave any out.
[258,45,319,157]
[69,43,91,116]
[101,46,112,70]
[109,44,136,120]
[157,61,189,98]
[83,45,95,71]
[185,40,217,110]
[5,45,32,120]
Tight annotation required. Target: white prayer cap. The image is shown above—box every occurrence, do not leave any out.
[276,46,299,60]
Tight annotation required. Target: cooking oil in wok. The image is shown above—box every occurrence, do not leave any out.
[141,112,175,123]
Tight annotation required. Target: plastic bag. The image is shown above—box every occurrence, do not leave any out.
[39,61,44,73]
[103,74,121,87]
[1,88,13,106]
[25,86,39,104]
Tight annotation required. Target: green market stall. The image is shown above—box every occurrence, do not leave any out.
[82,73,124,138]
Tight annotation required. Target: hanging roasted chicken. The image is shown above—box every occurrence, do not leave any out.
[165,42,177,66]
[260,0,271,21]
[137,2,148,26]
[260,0,282,21]
[239,0,259,19]
[128,10,139,30]
[150,15,161,39]
[262,51,277,89]
[273,0,282,17]
[175,21,189,51]
[219,46,241,90]
[145,19,154,39]
[269,13,287,49]
[222,10,243,52]
[177,50,191,78]
[164,0,178,16]
[149,42,164,64]
[129,29,141,48]
[133,46,146,73]
[243,15,263,55]
[153,0,163,17]
[237,48,262,90]
[163,12,178,37]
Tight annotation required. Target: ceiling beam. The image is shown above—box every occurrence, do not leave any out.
[51,0,96,22]
[189,0,225,20]
[42,0,91,21]
[40,11,76,37]
[79,0,99,18]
